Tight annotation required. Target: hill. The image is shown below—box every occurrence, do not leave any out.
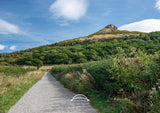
[0,25,160,66]
[1,24,160,113]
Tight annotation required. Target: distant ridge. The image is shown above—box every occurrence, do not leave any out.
[98,24,118,33]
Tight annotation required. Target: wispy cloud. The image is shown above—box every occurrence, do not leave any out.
[59,21,69,26]
[0,44,5,50]
[119,19,160,33]
[155,0,160,11]
[49,0,88,21]
[9,45,16,50]
[102,9,112,16]
[60,23,69,27]
[0,19,22,35]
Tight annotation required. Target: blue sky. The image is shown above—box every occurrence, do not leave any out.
[0,0,160,53]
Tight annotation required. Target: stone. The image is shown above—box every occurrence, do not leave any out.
[98,24,118,33]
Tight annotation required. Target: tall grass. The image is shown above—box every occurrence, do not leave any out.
[50,54,160,113]
[0,66,44,113]
[0,66,35,76]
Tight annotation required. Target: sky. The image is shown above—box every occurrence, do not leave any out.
[0,0,160,53]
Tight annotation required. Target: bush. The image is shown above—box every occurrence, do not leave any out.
[32,59,43,70]
[116,98,137,113]
[85,60,122,94]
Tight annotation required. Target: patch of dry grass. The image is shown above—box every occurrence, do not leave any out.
[0,74,3,86]
[39,66,53,71]
[78,33,140,42]
[0,70,45,112]
[3,71,43,86]
[22,65,53,71]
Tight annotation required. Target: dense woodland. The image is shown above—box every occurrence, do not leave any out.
[0,31,160,66]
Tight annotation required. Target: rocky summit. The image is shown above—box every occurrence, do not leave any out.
[98,24,118,33]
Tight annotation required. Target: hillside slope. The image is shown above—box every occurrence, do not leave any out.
[0,25,160,66]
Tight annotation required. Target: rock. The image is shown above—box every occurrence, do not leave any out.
[98,24,118,33]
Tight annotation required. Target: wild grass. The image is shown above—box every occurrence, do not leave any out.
[22,65,53,71]
[0,65,35,76]
[149,91,160,113]
[50,54,160,113]
[0,66,44,113]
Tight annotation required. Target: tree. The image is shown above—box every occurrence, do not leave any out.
[32,59,43,70]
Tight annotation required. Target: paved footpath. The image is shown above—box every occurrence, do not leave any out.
[8,72,98,113]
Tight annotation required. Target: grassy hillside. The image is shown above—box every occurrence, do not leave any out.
[50,54,160,113]
[0,31,160,66]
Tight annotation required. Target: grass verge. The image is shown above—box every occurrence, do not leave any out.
[0,66,44,113]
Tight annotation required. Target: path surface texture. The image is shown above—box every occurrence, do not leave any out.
[8,72,98,113]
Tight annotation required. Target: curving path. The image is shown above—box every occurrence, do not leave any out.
[8,72,98,113]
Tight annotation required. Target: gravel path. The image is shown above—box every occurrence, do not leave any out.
[8,72,98,113]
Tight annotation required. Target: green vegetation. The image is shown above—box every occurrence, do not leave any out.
[0,66,35,76]
[31,59,43,70]
[0,31,160,66]
[0,30,160,112]
[50,53,160,113]
[0,66,43,113]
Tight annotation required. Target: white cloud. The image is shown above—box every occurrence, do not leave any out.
[9,46,16,50]
[49,0,88,21]
[0,44,5,50]
[0,19,21,35]
[155,0,160,11]
[119,19,160,33]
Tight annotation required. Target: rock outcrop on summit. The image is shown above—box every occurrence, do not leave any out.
[98,24,118,33]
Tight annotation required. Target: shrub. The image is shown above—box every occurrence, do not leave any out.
[116,98,137,113]
[32,59,43,70]
[85,60,122,94]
